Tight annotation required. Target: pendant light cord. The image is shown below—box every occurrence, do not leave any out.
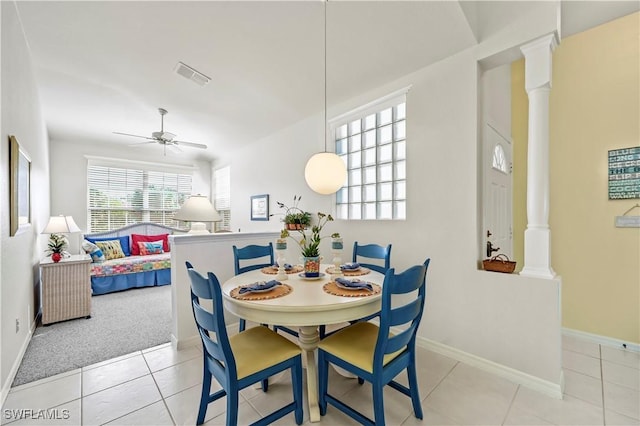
[324,0,328,152]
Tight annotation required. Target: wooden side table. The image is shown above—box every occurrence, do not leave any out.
[40,254,92,325]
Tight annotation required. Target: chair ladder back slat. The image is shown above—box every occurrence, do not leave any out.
[352,242,392,274]
[233,243,275,275]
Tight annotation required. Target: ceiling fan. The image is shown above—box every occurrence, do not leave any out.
[113,108,207,152]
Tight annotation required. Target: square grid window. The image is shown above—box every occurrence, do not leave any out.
[335,101,406,220]
[88,165,192,232]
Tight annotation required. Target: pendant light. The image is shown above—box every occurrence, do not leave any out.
[304,0,347,195]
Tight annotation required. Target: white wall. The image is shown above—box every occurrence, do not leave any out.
[50,139,212,247]
[223,38,562,394]
[1,1,51,401]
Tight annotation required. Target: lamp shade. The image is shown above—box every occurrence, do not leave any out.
[42,215,81,234]
[304,152,347,195]
[173,195,221,222]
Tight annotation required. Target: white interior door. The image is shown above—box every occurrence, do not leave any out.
[483,123,513,259]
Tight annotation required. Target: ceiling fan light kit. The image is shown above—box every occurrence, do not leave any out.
[113,107,207,152]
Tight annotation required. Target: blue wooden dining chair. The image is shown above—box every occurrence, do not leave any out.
[185,261,304,426]
[319,242,393,339]
[352,242,392,274]
[317,258,430,426]
[233,243,274,332]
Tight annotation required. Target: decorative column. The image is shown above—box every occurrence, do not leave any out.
[520,33,558,279]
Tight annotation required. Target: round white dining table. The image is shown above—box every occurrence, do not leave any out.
[221,264,385,422]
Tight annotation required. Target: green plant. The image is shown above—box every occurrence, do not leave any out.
[330,232,341,238]
[280,229,289,238]
[46,234,69,255]
[293,212,334,257]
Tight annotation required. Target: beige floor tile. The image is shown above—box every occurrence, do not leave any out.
[502,405,554,425]
[104,401,174,425]
[152,357,203,398]
[143,343,202,372]
[605,409,640,425]
[3,373,80,413]
[423,377,514,425]
[2,399,81,426]
[82,375,162,425]
[603,360,640,391]
[602,346,640,370]
[563,368,604,407]
[562,334,601,358]
[164,383,228,425]
[401,406,459,425]
[563,349,602,378]
[512,387,604,425]
[82,350,141,371]
[82,354,150,396]
[604,381,640,421]
[9,369,80,393]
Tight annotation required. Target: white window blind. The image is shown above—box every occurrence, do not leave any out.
[87,165,192,232]
[214,166,231,231]
[332,88,409,220]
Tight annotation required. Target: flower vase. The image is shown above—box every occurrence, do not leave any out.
[51,253,62,263]
[302,256,321,277]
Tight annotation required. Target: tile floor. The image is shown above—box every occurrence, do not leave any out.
[1,334,638,425]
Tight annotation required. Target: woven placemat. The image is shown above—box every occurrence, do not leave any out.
[324,266,371,277]
[230,283,292,300]
[261,265,304,275]
[323,281,381,297]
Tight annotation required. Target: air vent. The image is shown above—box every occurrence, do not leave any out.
[174,62,211,86]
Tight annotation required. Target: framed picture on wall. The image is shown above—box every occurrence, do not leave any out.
[9,135,31,236]
[250,194,269,221]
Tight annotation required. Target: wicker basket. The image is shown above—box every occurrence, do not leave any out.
[483,254,516,273]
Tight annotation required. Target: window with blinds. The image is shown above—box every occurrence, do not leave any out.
[214,166,231,231]
[333,88,408,220]
[88,165,192,232]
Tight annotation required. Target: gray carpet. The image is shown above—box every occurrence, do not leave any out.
[13,285,171,386]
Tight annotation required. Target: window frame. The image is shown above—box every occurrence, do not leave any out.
[86,157,194,232]
[330,86,410,221]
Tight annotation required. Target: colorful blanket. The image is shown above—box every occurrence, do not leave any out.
[90,253,171,277]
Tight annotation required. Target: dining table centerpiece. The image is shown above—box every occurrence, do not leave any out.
[292,212,334,277]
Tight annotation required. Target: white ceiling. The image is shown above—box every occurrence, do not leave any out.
[14,1,639,162]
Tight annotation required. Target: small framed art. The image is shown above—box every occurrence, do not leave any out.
[250,194,269,221]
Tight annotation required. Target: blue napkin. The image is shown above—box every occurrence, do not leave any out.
[340,262,360,270]
[239,280,280,294]
[274,262,293,270]
[335,277,373,291]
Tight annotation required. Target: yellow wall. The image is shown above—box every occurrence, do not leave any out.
[512,12,640,343]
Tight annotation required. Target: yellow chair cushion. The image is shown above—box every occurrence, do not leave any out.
[230,326,301,379]
[318,322,403,373]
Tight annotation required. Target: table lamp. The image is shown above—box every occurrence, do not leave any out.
[42,215,82,260]
[173,195,221,234]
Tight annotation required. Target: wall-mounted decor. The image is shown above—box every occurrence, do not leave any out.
[250,194,269,221]
[9,135,31,236]
[609,146,640,200]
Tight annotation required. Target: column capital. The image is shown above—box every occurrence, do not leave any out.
[520,33,559,93]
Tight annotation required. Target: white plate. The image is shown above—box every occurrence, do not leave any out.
[239,282,280,293]
[335,280,372,291]
[298,272,325,281]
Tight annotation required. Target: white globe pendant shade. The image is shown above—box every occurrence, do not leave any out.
[304,152,347,195]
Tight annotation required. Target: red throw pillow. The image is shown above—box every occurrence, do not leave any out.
[131,233,170,255]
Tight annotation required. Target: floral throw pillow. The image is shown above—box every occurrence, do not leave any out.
[138,240,164,256]
[95,240,126,260]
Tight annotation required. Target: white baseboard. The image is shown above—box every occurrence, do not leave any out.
[1,317,37,407]
[416,336,564,399]
[171,334,200,351]
[562,327,640,352]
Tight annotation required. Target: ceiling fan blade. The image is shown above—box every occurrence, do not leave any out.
[173,140,207,149]
[128,141,157,147]
[168,144,183,153]
[113,132,154,140]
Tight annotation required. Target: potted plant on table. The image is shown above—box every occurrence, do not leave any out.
[292,212,334,277]
[46,234,69,263]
